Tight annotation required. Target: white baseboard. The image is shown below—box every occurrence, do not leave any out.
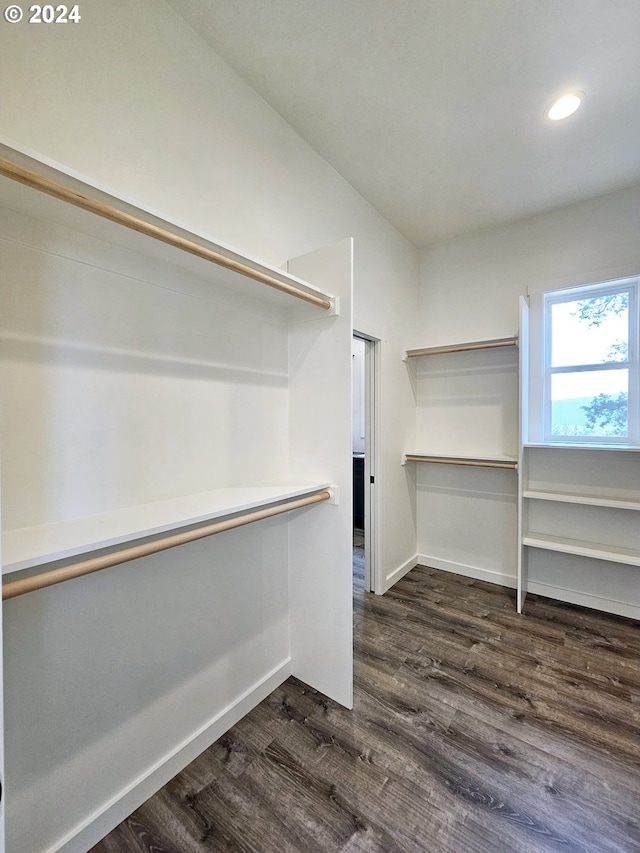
[382,554,419,593]
[53,658,292,853]
[412,558,640,621]
[526,581,640,622]
[416,554,517,589]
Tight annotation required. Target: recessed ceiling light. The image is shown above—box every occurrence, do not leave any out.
[546,91,585,121]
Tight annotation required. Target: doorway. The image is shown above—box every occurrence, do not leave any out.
[352,333,379,594]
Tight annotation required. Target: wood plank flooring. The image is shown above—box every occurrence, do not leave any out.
[91,558,640,853]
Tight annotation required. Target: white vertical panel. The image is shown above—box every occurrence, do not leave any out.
[519,296,530,446]
[287,238,353,709]
[517,449,530,614]
[518,295,530,612]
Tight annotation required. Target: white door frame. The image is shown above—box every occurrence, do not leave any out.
[353,331,381,593]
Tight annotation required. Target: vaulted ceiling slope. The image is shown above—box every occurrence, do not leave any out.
[166,0,640,247]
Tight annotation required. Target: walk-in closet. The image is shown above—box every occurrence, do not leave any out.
[3,2,640,851]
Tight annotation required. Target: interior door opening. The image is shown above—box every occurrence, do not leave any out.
[352,333,379,594]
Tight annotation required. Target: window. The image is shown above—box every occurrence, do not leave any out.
[543,276,639,444]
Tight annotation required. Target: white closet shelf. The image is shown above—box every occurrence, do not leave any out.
[403,452,518,470]
[2,483,332,576]
[523,489,640,510]
[523,533,640,567]
[404,335,518,359]
[0,147,336,312]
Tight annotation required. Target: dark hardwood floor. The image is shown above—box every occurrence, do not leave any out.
[91,553,640,853]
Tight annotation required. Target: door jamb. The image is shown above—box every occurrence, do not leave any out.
[353,331,381,594]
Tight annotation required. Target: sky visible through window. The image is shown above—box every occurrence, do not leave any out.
[550,293,629,438]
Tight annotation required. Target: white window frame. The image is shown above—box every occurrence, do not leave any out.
[542,276,639,446]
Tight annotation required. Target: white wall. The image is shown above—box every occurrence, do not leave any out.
[1,0,419,590]
[418,183,640,345]
[417,184,640,596]
[0,207,290,530]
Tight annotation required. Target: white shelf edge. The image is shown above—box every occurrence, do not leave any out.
[2,482,332,576]
[523,490,640,510]
[523,533,640,567]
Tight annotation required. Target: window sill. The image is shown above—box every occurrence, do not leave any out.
[524,442,640,452]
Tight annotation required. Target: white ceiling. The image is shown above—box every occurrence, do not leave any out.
[166,0,640,247]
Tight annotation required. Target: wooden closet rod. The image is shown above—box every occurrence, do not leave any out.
[404,455,517,470]
[2,490,331,601]
[0,158,332,310]
[406,336,518,358]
